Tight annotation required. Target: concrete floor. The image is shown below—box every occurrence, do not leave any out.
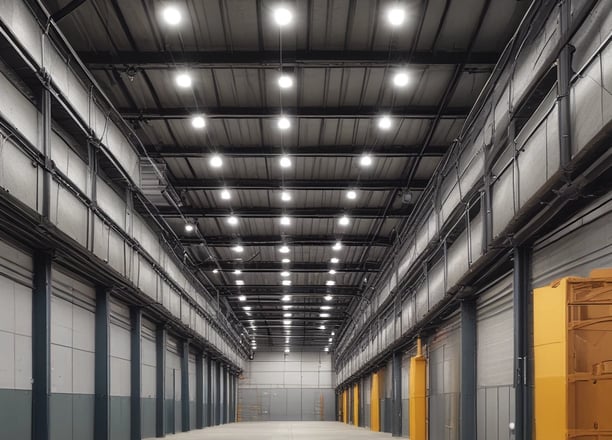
[160,422,392,439]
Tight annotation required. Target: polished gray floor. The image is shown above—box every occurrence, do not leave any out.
[158,422,392,439]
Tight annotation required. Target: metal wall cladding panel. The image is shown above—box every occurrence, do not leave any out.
[416,220,430,256]
[135,256,157,300]
[570,0,612,72]
[511,8,561,107]
[132,214,160,261]
[491,165,516,239]
[0,72,39,148]
[141,338,156,398]
[447,229,469,289]
[50,132,89,194]
[571,42,612,157]
[188,354,196,402]
[428,259,446,307]
[0,1,42,66]
[96,178,126,230]
[401,294,415,335]
[532,193,612,287]
[441,181,461,226]
[415,279,429,320]
[429,315,461,440]
[165,346,182,400]
[470,212,484,263]
[107,228,127,275]
[102,123,141,185]
[0,136,40,211]
[476,275,514,387]
[50,182,88,247]
[110,321,131,397]
[493,85,511,139]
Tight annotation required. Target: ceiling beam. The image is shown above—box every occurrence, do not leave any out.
[145,144,449,158]
[194,260,381,271]
[172,178,427,190]
[183,236,392,247]
[220,285,359,293]
[161,207,411,219]
[79,50,500,69]
[121,105,468,120]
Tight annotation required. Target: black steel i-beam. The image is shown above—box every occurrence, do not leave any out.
[514,247,532,440]
[391,351,402,436]
[196,354,204,429]
[32,251,52,440]
[156,326,167,437]
[130,307,142,440]
[215,362,221,425]
[94,287,110,440]
[207,356,213,427]
[181,341,190,431]
[460,299,477,440]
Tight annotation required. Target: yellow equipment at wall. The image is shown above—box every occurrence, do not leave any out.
[342,389,348,424]
[410,338,427,440]
[370,371,380,431]
[353,383,359,426]
[534,269,612,439]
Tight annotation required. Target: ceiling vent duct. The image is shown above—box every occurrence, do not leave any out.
[139,159,181,207]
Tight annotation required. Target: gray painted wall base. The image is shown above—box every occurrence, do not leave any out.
[110,396,130,440]
[238,388,335,422]
[50,393,94,440]
[0,389,32,439]
[141,398,156,439]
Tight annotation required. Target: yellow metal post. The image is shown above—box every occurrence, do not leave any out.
[410,338,427,440]
[370,372,380,431]
[353,383,359,426]
[342,389,348,424]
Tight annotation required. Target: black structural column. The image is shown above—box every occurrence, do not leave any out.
[222,366,228,424]
[196,354,204,428]
[156,325,167,437]
[32,251,52,440]
[461,299,477,440]
[215,361,221,425]
[94,288,110,440]
[181,341,190,431]
[207,357,213,426]
[391,351,402,436]
[130,308,142,440]
[514,247,532,440]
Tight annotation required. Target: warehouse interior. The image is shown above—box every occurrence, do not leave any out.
[0,0,611,439]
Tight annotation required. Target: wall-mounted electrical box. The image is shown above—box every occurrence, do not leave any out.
[534,269,612,439]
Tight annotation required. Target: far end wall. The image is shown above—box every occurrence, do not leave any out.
[238,352,335,422]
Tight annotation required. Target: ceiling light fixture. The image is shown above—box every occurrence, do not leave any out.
[319,325,326,330]
[280,271,290,277]
[212,269,219,274]
[283,313,292,318]
[184,223,195,233]
[243,306,252,311]
[282,305,292,310]
[284,348,290,353]
[281,191,292,202]
[220,189,231,200]
[324,294,333,301]
[227,215,239,226]
[328,337,333,342]
[162,5,182,25]
[281,258,290,264]
[279,245,290,253]
[320,313,330,318]
[278,75,293,89]
[325,280,336,286]
[279,155,292,168]
[232,245,244,253]
[346,190,357,200]
[280,216,291,226]
[277,117,291,130]
[329,269,336,275]
[238,295,246,301]
[236,280,245,286]
[274,7,293,26]
[378,116,392,130]
[282,280,292,286]
[393,71,410,87]
[175,72,192,88]
[209,154,223,168]
[281,295,291,302]
[234,269,242,275]
[321,305,332,310]
[330,257,339,264]
[283,320,291,326]
[360,154,373,167]
[332,242,342,251]
[324,347,329,352]
[387,6,406,26]
[191,115,206,129]
[338,215,350,226]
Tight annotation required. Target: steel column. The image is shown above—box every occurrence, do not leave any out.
[222,366,228,424]
[181,341,190,431]
[94,288,110,440]
[215,362,221,425]
[32,251,52,440]
[130,307,142,440]
[514,247,532,440]
[558,0,573,169]
[195,354,204,428]
[461,299,477,440]
[155,326,167,437]
[391,351,402,436]
[207,357,213,426]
